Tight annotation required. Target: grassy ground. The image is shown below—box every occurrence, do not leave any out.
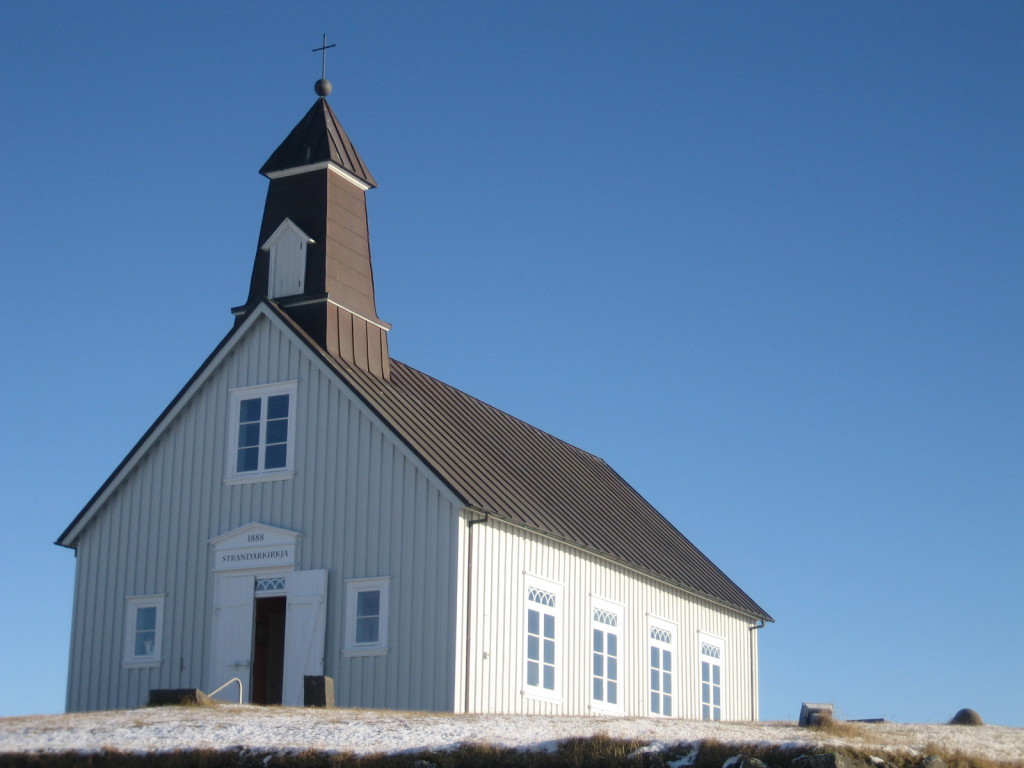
[3,708,1018,768]
[0,732,1017,768]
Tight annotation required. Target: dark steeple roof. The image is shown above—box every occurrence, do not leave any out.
[260,97,377,187]
[239,95,390,378]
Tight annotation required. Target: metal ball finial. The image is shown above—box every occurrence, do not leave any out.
[315,78,333,97]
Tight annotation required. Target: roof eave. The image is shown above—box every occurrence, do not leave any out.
[472,510,773,622]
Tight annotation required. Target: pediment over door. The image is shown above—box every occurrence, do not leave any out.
[209,523,301,571]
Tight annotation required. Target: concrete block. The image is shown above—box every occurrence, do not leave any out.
[304,675,335,707]
[148,688,213,707]
[799,701,834,726]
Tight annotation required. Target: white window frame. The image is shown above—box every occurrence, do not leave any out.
[226,381,298,484]
[590,596,623,713]
[523,575,562,702]
[699,632,724,721]
[124,594,165,667]
[648,615,677,718]
[343,577,390,657]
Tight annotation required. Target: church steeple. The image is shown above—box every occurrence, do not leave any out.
[235,84,390,379]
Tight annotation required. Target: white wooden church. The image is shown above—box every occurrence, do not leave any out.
[58,79,771,718]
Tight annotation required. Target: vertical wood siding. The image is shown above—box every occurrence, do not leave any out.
[463,521,760,720]
[66,315,463,712]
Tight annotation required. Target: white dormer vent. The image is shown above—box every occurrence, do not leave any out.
[261,218,314,299]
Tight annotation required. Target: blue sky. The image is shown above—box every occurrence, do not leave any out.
[2,2,1021,725]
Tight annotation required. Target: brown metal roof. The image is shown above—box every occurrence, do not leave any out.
[292,310,770,621]
[259,98,377,187]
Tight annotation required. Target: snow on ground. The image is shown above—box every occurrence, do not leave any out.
[0,707,1021,762]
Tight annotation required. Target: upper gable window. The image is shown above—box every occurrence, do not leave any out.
[262,219,313,299]
[227,382,297,483]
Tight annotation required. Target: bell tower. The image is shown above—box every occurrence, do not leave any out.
[234,76,390,379]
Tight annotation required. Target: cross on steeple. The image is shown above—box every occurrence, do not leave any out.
[312,34,336,80]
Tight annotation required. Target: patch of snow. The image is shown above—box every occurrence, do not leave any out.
[0,708,1020,762]
[628,740,668,757]
[668,744,700,767]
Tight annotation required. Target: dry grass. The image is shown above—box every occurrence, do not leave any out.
[2,720,1022,768]
[3,738,1021,768]
[807,710,868,739]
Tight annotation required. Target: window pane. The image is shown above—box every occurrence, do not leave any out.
[527,635,539,662]
[593,678,603,701]
[357,590,380,618]
[239,398,261,422]
[651,692,659,714]
[713,687,721,706]
[264,443,287,469]
[528,609,539,635]
[527,661,539,686]
[355,616,379,644]
[607,657,617,681]
[650,669,659,692]
[136,606,157,632]
[663,673,672,695]
[593,654,603,677]
[663,650,672,672]
[702,704,710,720]
[702,682,710,703]
[702,661,710,682]
[664,697,672,717]
[543,664,555,690]
[238,422,261,448]
[237,446,259,472]
[135,629,155,657]
[543,638,555,665]
[712,665,721,685]
[267,394,289,419]
[543,613,555,639]
[266,418,288,444]
[607,633,617,657]
[650,647,659,669]
[593,628,603,653]
[608,682,617,704]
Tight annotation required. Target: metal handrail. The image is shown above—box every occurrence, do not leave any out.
[207,677,244,704]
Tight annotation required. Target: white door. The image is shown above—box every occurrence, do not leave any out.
[281,569,329,706]
[209,573,256,702]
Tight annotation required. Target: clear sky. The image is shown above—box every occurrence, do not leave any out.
[2,2,1021,726]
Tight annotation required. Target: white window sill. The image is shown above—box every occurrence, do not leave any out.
[591,703,623,715]
[224,471,295,486]
[343,647,388,658]
[124,659,162,669]
[523,688,562,704]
